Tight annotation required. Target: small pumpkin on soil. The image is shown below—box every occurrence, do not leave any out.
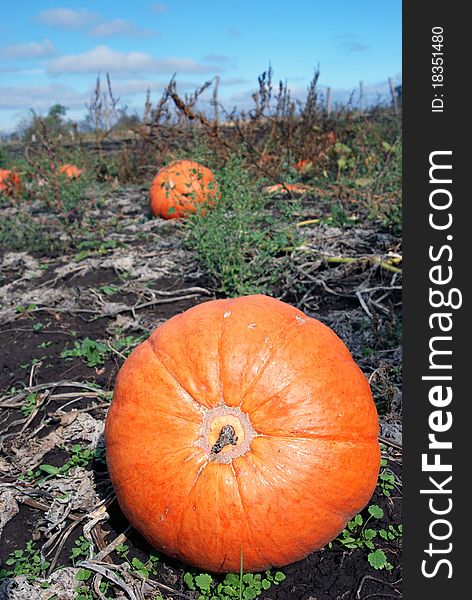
[149,160,219,219]
[105,295,380,573]
[58,164,83,178]
[0,169,21,195]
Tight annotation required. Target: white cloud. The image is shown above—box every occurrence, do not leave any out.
[0,40,56,60]
[110,80,161,95]
[90,19,156,38]
[47,46,222,76]
[0,84,88,111]
[37,8,98,29]
[0,67,45,75]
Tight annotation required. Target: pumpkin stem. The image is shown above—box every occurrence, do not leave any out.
[211,425,238,454]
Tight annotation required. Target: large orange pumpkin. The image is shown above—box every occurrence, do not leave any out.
[149,160,219,219]
[105,295,380,572]
[0,169,21,195]
[58,164,83,178]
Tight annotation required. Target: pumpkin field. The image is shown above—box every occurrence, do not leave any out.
[0,75,402,600]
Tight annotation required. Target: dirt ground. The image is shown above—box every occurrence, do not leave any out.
[0,185,402,600]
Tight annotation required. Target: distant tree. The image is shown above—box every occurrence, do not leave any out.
[20,104,71,141]
[113,107,141,133]
[47,104,68,129]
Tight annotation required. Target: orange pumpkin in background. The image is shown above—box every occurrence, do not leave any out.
[105,295,380,573]
[58,164,83,178]
[0,169,21,195]
[149,160,219,219]
[293,159,314,172]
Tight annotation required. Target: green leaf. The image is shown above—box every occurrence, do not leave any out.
[16,303,37,313]
[243,589,257,600]
[368,504,384,519]
[195,573,212,591]
[75,568,92,581]
[100,285,117,295]
[131,557,145,570]
[363,529,377,541]
[340,536,356,544]
[220,584,234,595]
[224,573,240,586]
[115,543,129,556]
[274,572,286,582]
[183,573,195,590]
[368,549,389,570]
[353,514,363,526]
[137,568,150,578]
[379,529,388,540]
[38,464,60,476]
[75,250,90,262]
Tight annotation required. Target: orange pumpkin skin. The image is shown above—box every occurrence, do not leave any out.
[0,169,21,195]
[149,160,219,219]
[105,295,380,572]
[58,164,83,178]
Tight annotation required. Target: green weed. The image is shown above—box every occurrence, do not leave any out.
[0,541,50,580]
[61,337,110,367]
[185,153,300,296]
[333,503,401,571]
[184,569,286,600]
[21,392,38,417]
[114,543,160,579]
[378,458,396,497]
[0,215,52,253]
[74,239,118,262]
[24,444,102,483]
[70,536,92,564]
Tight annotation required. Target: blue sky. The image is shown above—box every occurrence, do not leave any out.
[0,1,401,133]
